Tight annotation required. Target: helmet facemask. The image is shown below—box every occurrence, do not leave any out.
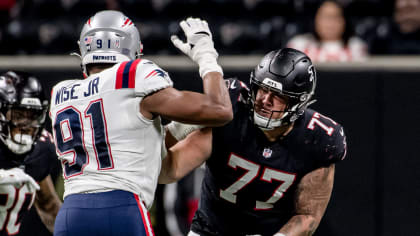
[250,81,309,130]
[0,71,48,155]
[0,105,47,154]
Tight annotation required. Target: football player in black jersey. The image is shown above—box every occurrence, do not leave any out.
[0,71,61,236]
[159,48,347,236]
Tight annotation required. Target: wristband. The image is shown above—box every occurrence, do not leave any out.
[273,233,286,236]
[197,55,223,78]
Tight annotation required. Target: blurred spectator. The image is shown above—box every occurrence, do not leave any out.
[370,0,420,54]
[287,0,368,62]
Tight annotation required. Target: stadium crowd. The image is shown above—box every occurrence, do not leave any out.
[0,0,419,56]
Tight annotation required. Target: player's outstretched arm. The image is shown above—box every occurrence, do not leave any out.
[34,175,62,233]
[159,127,212,184]
[142,83,232,126]
[144,17,232,127]
[276,164,335,236]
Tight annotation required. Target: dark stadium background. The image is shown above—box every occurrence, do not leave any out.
[1,0,419,235]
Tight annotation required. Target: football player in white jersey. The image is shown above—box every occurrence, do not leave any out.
[49,10,232,236]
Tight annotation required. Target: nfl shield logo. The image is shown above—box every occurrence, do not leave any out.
[262,148,272,159]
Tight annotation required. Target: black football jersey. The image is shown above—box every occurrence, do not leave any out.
[191,79,347,236]
[0,130,57,236]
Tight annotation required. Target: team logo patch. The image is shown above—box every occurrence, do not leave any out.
[308,65,315,82]
[262,148,272,158]
[262,78,282,92]
[145,69,166,79]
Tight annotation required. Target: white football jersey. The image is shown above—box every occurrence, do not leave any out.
[49,59,173,208]
[0,182,36,234]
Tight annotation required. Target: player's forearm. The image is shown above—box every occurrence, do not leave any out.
[159,148,198,184]
[277,214,319,236]
[160,129,195,183]
[201,71,233,126]
[35,199,61,233]
[280,165,335,236]
[159,153,178,184]
[159,147,206,184]
[35,175,62,232]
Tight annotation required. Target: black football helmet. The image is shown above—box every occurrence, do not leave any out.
[0,71,48,154]
[249,48,316,130]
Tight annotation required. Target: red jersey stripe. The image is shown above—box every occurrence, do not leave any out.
[128,59,141,88]
[115,61,128,89]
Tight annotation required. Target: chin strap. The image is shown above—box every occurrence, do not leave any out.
[70,52,88,78]
[70,52,82,59]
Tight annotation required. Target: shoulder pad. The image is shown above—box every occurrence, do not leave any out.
[304,110,347,164]
[133,59,173,96]
[225,78,250,105]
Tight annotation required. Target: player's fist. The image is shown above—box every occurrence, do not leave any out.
[0,168,40,192]
[166,121,204,141]
[171,17,222,77]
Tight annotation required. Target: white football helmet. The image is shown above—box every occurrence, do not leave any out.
[78,10,143,76]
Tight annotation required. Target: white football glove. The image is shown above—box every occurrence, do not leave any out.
[166,121,204,141]
[171,17,223,78]
[0,168,40,192]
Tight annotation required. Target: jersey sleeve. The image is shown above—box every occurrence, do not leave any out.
[310,112,347,165]
[302,110,347,166]
[133,59,173,96]
[225,78,250,113]
[326,123,347,164]
[25,130,57,182]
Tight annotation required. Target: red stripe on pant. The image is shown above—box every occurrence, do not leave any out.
[134,194,155,236]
